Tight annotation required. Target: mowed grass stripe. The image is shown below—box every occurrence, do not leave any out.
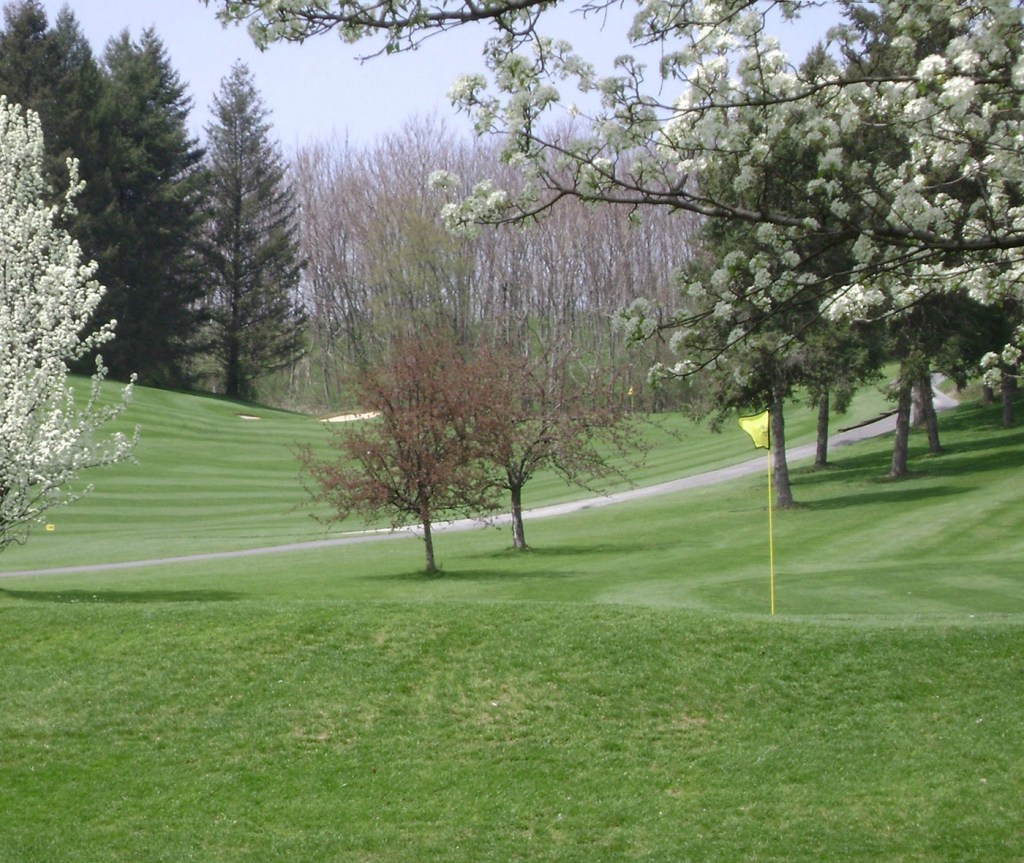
[1,386,1021,860]
[4,397,1022,618]
[0,376,897,572]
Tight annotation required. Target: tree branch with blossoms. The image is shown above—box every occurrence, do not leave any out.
[205,0,1024,371]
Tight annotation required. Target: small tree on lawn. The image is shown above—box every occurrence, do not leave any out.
[298,335,499,573]
[0,97,135,551]
[474,339,642,550]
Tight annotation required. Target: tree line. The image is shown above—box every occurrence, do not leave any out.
[288,121,686,412]
[2,1,687,411]
[0,0,682,554]
[209,0,1024,513]
[0,0,305,397]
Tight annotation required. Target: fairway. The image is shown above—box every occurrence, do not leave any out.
[0,377,893,576]
[1,384,1022,861]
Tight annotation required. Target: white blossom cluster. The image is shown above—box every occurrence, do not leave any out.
[0,98,136,550]
[213,0,1024,374]
[980,324,1024,387]
[650,3,1024,305]
[506,0,1024,366]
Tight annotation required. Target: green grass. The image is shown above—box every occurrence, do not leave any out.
[4,391,1020,620]
[0,384,339,568]
[0,383,1022,861]
[1,602,1020,862]
[0,377,892,574]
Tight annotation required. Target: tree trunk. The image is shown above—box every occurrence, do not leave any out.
[982,384,993,406]
[510,483,528,550]
[770,386,795,509]
[1002,370,1017,428]
[225,333,242,398]
[889,373,913,478]
[814,391,829,468]
[421,518,437,574]
[918,374,942,454]
[912,381,926,427]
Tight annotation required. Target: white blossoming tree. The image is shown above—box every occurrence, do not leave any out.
[0,97,136,552]
[206,0,1024,370]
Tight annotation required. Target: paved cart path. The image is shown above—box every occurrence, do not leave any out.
[1,387,958,579]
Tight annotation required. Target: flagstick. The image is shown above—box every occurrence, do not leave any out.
[767,446,776,615]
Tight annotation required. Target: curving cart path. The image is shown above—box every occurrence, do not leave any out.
[1,386,959,579]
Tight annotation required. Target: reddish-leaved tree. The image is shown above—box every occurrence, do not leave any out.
[298,336,499,573]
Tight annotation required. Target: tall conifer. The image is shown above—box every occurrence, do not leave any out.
[91,29,207,387]
[0,1,56,116]
[0,4,103,218]
[203,61,305,399]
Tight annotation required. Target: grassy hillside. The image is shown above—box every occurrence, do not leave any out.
[0,377,893,574]
[0,385,1021,861]
[0,384,334,570]
[3,396,1022,618]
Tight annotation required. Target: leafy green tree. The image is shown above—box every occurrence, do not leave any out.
[0,97,135,551]
[976,299,1023,427]
[203,61,306,399]
[88,28,208,387]
[801,320,882,468]
[634,44,880,505]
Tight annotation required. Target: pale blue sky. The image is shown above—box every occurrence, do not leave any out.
[38,0,489,148]
[35,1,838,150]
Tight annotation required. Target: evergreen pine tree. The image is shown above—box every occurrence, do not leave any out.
[203,61,305,399]
[91,28,208,387]
[0,1,57,119]
[0,4,100,193]
[46,9,106,192]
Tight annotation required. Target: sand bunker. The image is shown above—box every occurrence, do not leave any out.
[322,412,379,423]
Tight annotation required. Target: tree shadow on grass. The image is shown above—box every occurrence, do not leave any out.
[486,542,656,559]
[362,541,667,583]
[795,429,1024,493]
[939,400,1024,434]
[797,483,966,511]
[0,588,244,604]
[436,567,587,583]
[787,422,1024,510]
[358,565,586,583]
[922,437,1024,471]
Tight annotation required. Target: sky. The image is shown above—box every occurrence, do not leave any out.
[35,0,839,151]
[37,0,491,149]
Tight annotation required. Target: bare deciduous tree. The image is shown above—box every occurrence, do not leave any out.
[474,339,646,549]
[289,117,685,413]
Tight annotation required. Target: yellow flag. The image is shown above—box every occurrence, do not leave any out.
[739,410,770,449]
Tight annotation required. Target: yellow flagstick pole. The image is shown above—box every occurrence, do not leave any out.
[766,445,775,616]
[738,410,775,614]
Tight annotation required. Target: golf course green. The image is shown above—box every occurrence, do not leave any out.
[1,381,1021,861]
